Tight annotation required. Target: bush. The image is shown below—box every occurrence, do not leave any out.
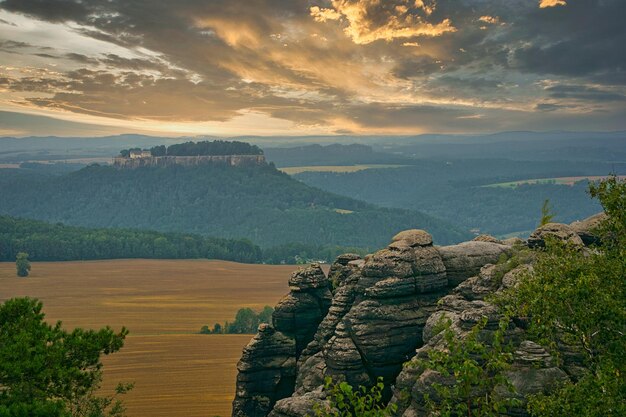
[15,252,30,277]
[313,377,397,417]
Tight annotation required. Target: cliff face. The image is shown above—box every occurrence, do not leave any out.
[232,217,601,417]
[113,155,266,169]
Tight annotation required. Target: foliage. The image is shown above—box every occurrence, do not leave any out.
[141,140,263,157]
[498,177,626,417]
[0,216,262,264]
[0,163,468,249]
[201,306,274,334]
[14,252,30,277]
[294,158,617,236]
[313,377,397,417]
[539,199,555,226]
[415,317,520,417]
[0,298,131,417]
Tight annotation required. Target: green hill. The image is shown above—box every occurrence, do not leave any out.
[0,163,468,248]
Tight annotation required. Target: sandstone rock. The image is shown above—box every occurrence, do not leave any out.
[288,263,329,291]
[392,229,433,247]
[527,223,583,248]
[234,216,596,417]
[503,237,525,246]
[438,241,511,286]
[570,212,607,245]
[233,324,297,417]
[472,234,502,244]
[268,390,326,417]
[273,265,332,357]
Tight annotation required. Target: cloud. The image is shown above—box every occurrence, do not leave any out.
[545,84,626,102]
[0,0,624,135]
[539,0,567,8]
[310,0,456,44]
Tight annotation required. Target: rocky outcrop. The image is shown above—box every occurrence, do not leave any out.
[232,216,602,417]
[527,222,583,248]
[391,262,569,417]
[233,264,331,417]
[570,212,607,245]
[233,325,297,417]
[437,241,511,286]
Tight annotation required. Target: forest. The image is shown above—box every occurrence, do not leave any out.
[0,216,369,264]
[294,158,624,236]
[0,164,467,249]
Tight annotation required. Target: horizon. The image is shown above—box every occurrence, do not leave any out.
[1,0,625,137]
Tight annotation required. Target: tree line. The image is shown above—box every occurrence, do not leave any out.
[0,216,367,265]
[119,140,263,158]
[200,306,274,334]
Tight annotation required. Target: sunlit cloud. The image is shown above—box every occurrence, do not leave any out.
[539,0,567,8]
[0,0,623,136]
[310,0,456,45]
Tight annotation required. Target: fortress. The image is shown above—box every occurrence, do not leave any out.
[113,154,267,169]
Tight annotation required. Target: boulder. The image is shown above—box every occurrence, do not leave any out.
[438,241,511,286]
[570,212,607,245]
[472,234,502,244]
[527,223,583,248]
[392,229,433,247]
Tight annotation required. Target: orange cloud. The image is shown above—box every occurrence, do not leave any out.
[310,0,456,45]
[539,0,567,8]
[478,15,499,24]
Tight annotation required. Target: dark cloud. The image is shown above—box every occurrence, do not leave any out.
[545,84,626,102]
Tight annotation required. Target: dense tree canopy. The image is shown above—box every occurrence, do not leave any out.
[0,298,130,417]
[0,164,467,249]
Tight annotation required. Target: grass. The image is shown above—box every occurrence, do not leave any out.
[483,176,626,188]
[280,164,407,175]
[0,259,293,417]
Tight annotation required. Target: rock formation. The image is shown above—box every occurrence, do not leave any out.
[233,264,331,417]
[232,213,605,417]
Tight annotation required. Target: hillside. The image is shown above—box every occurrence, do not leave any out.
[292,158,626,236]
[0,163,468,248]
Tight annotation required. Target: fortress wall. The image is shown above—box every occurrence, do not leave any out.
[113,155,266,168]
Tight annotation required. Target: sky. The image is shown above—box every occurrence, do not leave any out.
[0,0,624,137]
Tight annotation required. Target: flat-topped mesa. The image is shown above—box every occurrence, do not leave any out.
[112,154,266,169]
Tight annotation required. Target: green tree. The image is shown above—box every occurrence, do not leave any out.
[415,317,520,417]
[501,177,626,417]
[313,377,397,417]
[15,252,30,277]
[0,298,132,417]
[258,306,274,325]
[539,199,555,226]
[228,308,259,334]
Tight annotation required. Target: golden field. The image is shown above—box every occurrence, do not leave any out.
[0,259,295,417]
[279,164,406,175]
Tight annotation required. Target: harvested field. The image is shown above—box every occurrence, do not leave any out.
[280,164,406,175]
[0,259,294,417]
[483,175,626,188]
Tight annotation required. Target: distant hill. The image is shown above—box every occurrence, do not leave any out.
[0,163,468,248]
[293,158,623,236]
[264,144,408,167]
